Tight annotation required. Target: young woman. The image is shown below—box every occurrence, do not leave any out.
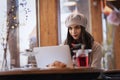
[64,13,102,68]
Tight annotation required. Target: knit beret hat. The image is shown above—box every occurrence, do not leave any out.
[65,13,87,28]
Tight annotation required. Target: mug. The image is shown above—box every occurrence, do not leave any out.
[76,49,91,67]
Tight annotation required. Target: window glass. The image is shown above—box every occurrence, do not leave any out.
[19,0,37,52]
[0,0,38,68]
[0,0,7,69]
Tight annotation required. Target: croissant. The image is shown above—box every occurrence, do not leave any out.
[46,61,66,68]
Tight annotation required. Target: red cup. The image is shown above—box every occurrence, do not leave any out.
[76,53,88,67]
[76,49,91,67]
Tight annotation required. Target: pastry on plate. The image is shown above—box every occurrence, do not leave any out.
[46,61,67,68]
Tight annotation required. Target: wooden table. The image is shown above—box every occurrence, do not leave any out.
[0,67,103,80]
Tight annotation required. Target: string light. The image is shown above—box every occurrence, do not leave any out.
[13,16,16,20]
[11,26,15,29]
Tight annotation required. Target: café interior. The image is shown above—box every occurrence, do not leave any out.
[0,0,120,80]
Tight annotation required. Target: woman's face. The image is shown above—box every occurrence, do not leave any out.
[68,24,81,40]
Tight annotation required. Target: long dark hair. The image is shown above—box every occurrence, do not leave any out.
[64,26,94,49]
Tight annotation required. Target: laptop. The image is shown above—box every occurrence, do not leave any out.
[34,45,73,68]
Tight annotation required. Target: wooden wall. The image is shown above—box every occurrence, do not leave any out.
[90,0,103,44]
[114,26,120,69]
[39,0,58,46]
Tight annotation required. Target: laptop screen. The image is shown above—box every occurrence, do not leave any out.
[34,45,73,68]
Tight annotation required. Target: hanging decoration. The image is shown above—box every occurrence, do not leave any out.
[103,6,113,16]
[107,9,120,26]
[105,2,120,26]
[20,0,31,20]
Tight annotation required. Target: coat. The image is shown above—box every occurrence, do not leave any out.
[89,41,102,68]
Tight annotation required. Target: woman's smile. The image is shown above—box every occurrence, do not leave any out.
[72,34,79,39]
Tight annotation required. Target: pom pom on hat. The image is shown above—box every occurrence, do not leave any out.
[65,13,87,28]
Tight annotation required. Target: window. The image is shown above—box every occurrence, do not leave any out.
[0,0,38,68]
[19,0,37,52]
[0,0,7,69]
